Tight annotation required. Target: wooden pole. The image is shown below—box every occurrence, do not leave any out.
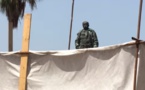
[68,0,75,50]
[19,14,32,90]
[133,0,143,90]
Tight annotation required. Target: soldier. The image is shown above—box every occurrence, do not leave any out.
[75,21,99,49]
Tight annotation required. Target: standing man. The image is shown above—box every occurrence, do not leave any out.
[75,21,99,49]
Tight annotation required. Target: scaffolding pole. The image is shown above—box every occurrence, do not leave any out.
[68,0,75,50]
[133,0,143,90]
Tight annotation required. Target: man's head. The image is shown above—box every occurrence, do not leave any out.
[82,21,89,30]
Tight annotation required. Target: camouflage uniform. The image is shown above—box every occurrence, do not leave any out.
[75,28,99,49]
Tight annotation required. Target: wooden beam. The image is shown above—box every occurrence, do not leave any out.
[19,14,32,90]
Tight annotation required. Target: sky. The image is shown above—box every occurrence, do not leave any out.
[0,0,145,51]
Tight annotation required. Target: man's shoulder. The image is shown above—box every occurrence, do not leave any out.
[88,28,96,33]
[77,29,84,34]
[77,30,83,35]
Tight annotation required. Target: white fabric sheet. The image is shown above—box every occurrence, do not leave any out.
[0,42,144,90]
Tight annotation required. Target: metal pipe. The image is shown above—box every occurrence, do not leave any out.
[133,0,143,90]
[68,0,75,50]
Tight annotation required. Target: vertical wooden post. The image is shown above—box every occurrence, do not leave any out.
[19,14,32,90]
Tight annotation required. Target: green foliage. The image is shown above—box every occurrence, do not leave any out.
[0,0,37,28]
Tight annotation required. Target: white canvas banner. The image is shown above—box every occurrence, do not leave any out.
[0,54,20,90]
[137,44,145,90]
[1,42,145,90]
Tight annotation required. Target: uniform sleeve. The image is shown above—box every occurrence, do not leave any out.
[92,30,99,47]
[75,32,80,49]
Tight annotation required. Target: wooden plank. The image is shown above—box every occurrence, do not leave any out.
[19,14,32,90]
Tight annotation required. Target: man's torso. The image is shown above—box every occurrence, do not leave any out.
[79,29,94,48]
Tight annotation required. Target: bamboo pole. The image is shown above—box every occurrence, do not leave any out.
[68,0,75,50]
[133,0,143,90]
[19,14,32,90]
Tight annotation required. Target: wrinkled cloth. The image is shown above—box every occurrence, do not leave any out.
[0,41,145,90]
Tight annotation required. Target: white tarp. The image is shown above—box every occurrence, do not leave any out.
[0,41,145,90]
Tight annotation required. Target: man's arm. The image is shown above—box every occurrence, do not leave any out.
[92,30,99,47]
[75,33,80,49]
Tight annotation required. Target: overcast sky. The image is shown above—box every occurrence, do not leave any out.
[0,0,145,51]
